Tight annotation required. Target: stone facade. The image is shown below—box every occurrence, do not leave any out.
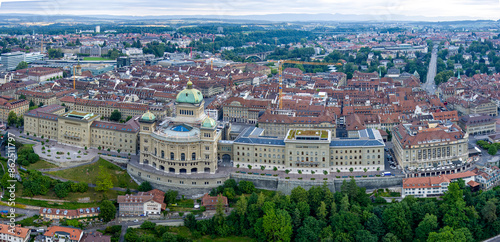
[24,106,140,153]
[392,122,469,171]
[0,96,29,123]
[233,128,385,174]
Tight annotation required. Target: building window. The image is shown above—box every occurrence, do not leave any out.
[170,152,175,160]
[192,152,196,160]
[181,153,185,161]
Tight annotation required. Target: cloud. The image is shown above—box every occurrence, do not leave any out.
[0,0,498,20]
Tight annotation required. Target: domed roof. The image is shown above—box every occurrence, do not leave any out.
[141,110,155,122]
[176,81,203,104]
[202,117,216,128]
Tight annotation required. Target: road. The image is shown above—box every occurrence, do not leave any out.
[0,205,39,222]
[423,45,438,95]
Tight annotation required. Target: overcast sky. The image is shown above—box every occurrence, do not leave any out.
[0,0,499,20]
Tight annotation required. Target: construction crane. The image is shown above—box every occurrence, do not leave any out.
[181,47,194,58]
[269,60,343,109]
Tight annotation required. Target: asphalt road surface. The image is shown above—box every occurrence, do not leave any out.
[423,45,438,95]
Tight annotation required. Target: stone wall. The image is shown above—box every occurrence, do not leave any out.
[230,173,404,195]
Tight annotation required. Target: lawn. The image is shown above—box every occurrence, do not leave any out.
[15,182,123,204]
[48,158,139,189]
[83,57,112,61]
[24,160,59,170]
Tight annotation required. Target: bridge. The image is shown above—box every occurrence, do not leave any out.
[238,51,274,61]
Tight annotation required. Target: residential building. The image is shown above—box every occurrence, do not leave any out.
[39,207,100,220]
[201,193,228,210]
[473,166,500,190]
[392,121,469,170]
[458,114,496,135]
[81,232,111,242]
[16,67,63,82]
[15,89,57,106]
[0,96,29,123]
[0,224,30,242]
[117,192,165,216]
[44,226,83,242]
[402,170,476,198]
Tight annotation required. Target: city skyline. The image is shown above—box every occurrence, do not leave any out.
[0,0,499,21]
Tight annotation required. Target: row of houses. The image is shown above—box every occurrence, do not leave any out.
[402,166,500,198]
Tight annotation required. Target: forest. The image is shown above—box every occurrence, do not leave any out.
[125,178,500,242]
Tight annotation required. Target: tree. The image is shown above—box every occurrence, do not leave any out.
[273,167,278,172]
[427,226,473,242]
[239,180,255,194]
[19,94,26,100]
[140,221,156,230]
[262,209,293,242]
[29,100,35,107]
[95,166,113,192]
[15,61,28,70]
[164,190,178,205]
[99,200,116,222]
[138,181,152,192]
[488,145,497,156]
[261,165,265,171]
[482,200,497,223]
[7,111,17,126]
[415,213,437,241]
[323,170,328,175]
[110,110,122,121]
[248,165,252,170]
[54,183,70,198]
[382,202,412,241]
[125,116,132,122]
[290,186,308,204]
[184,213,197,231]
[17,115,24,127]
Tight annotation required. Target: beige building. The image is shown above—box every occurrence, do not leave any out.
[59,96,168,121]
[458,114,496,135]
[0,96,29,123]
[24,106,140,154]
[138,81,221,175]
[232,127,385,174]
[447,97,498,117]
[39,207,100,220]
[15,89,57,106]
[258,111,337,138]
[222,97,273,124]
[392,122,469,171]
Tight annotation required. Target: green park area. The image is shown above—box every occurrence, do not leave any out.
[47,158,139,189]
[24,159,59,170]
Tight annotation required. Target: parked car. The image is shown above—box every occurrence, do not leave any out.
[390,165,397,169]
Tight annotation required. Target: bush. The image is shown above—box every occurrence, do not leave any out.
[285,177,290,179]
[140,221,156,230]
[138,181,152,192]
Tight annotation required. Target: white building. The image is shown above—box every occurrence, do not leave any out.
[0,224,30,242]
[122,48,143,56]
[402,171,476,198]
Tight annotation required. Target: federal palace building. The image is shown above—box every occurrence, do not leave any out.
[25,81,388,194]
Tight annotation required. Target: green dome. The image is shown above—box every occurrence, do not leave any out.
[202,117,216,128]
[176,81,203,104]
[141,111,155,121]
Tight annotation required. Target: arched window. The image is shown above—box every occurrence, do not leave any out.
[161,150,165,159]
[155,148,157,156]
[192,152,196,160]
[170,152,174,160]
[181,153,185,161]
